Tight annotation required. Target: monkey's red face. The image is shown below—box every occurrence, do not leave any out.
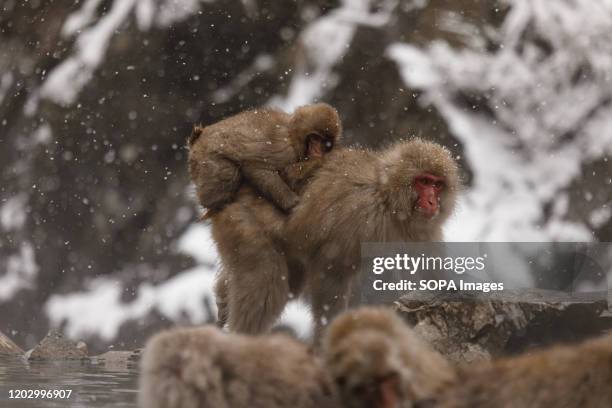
[413,173,445,218]
[306,133,334,158]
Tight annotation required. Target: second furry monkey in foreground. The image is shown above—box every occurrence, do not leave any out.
[328,308,612,408]
[187,103,341,214]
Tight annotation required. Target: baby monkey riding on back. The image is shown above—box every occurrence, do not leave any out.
[188,103,341,214]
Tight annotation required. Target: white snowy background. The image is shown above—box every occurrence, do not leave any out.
[1,0,611,348]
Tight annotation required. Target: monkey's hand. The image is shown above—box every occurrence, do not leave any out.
[283,192,300,212]
[242,166,301,213]
[283,158,325,192]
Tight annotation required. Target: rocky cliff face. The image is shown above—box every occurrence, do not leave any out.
[1,0,611,351]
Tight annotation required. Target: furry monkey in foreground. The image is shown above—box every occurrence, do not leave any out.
[139,326,340,408]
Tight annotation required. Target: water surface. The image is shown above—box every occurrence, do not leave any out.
[0,356,138,407]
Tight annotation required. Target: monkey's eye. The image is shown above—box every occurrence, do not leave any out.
[415,177,432,186]
[324,139,333,151]
[415,175,445,189]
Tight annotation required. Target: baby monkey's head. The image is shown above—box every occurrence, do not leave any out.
[291,103,342,159]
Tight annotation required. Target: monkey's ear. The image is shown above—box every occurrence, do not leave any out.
[187,125,204,147]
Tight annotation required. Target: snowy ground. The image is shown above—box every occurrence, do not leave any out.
[46,222,314,341]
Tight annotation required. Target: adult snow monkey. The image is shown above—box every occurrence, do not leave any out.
[211,138,459,339]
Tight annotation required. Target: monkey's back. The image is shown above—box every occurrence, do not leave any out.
[437,333,612,408]
[192,108,300,168]
[139,326,340,408]
[286,147,416,264]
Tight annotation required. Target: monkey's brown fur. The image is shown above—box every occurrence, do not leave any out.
[327,308,612,408]
[138,326,340,408]
[139,307,612,408]
[436,331,612,408]
[187,103,341,214]
[210,139,459,337]
[324,307,456,408]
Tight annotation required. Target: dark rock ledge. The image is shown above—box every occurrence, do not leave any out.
[395,288,610,364]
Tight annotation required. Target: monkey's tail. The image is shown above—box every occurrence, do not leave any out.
[187,125,204,147]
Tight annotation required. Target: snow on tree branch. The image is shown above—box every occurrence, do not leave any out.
[271,0,397,110]
[388,0,612,241]
[34,0,205,108]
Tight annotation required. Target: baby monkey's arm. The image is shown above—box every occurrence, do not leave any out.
[282,158,325,192]
[242,166,300,212]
